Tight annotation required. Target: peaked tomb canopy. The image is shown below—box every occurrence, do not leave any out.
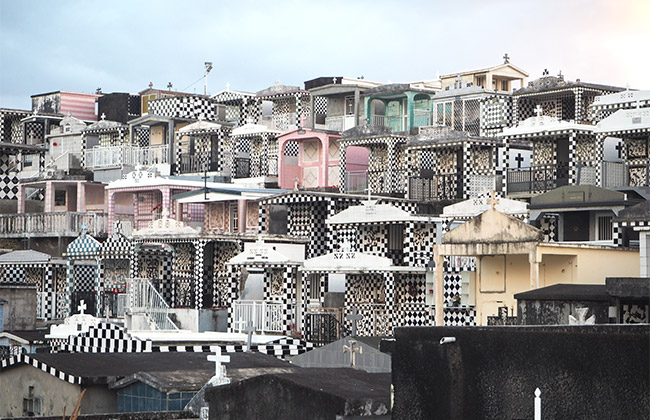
[66,229,101,259]
[0,249,53,264]
[442,195,528,219]
[177,119,224,135]
[326,200,436,225]
[594,107,650,135]
[301,242,422,274]
[227,239,300,266]
[442,207,543,247]
[132,209,199,238]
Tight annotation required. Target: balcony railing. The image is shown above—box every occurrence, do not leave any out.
[413,111,434,127]
[408,173,462,200]
[371,115,408,132]
[0,212,108,238]
[325,115,356,132]
[345,170,368,193]
[232,300,284,333]
[305,307,348,346]
[506,164,569,194]
[85,145,169,169]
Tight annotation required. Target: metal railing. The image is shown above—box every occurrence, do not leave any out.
[125,278,178,330]
[0,212,108,237]
[413,111,434,127]
[179,153,219,173]
[408,173,462,200]
[506,164,569,194]
[234,157,251,178]
[371,115,408,131]
[305,307,348,346]
[345,170,368,193]
[601,161,627,188]
[36,292,47,320]
[85,145,169,169]
[232,300,284,333]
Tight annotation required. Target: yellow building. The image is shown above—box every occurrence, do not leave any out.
[434,207,639,325]
[440,60,529,93]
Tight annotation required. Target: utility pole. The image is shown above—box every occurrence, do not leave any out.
[204,62,213,95]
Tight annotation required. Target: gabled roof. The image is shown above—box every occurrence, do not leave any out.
[442,207,543,245]
[441,62,529,79]
[530,185,630,210]
[443,196,528,218]
[514,284,608,301]
[591,89,650,109]
[231,123,281,137]
[228,241,300,266]
[327,201,436,224]
[65,232,101,258]
[0,250,52,264]
[303,249,407,273]
[615,200,650,223]
[594,107,650,134]
[177,119,223,134]
[501,115,593,137]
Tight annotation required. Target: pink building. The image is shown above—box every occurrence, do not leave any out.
[277,128,368,190]
[31,91,101,121]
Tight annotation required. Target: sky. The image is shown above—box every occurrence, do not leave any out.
[1,0,649,110]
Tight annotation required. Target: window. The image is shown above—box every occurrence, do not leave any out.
[597,215,613,241]
[23,386,41,416]
[55,190,66,206]
[345,96,355,115]
[388,224,404,251]
[308,273,321,300]
[475,75,486,88]
[141,94,157,115]
[501,80,509,91]
[230,203,239,233]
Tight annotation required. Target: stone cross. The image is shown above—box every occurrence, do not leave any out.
[148,82,154,89]
[100,113,106,121]
[542,69,549,76]
[487,190,500,210]
[77,300,87,315]
[503,53,510,64]
[515,153,524,168]
[207,348,231,384]
[534,105,544,118]
[346,308,363,336]
[343,339,363,368]
[244,321,255,352]
[167,82,173,91]
[615,142,623,159]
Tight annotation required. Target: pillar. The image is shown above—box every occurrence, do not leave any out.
[338,142,347,193]
[76,181,86,213]
[320,135,329,187]
[529,249,541,290]
[161,187,171,216]
[107,190,116,235]
[310,95,315,130]
[568,132,577,185]
[44,181,55,212]
[17,184,25,213]
[387,142,396,194]
[434,247,444,326]
[193,239,207,310]
[354,89,361,127]
[405,92,416,131]
[384,272,395,335]
[364,97,372,125]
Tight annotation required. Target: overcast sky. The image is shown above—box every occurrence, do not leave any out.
[1,0,649,110]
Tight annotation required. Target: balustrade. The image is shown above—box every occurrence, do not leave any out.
[232,300,284,333]
[85,145,169,169]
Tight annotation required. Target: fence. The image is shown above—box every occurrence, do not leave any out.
[0,212,108,237]
[232,300,284,333]
[125,278,178,330]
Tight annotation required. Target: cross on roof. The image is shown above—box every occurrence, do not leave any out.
[346,308,363,336]
[503,53,510,64]
[515,153,524,168]
[343,339,363,368]
[534,105,544,118]
[80,224,88,235]
[244,321,255,352]
[487,190,500,210]
[100,113,106,121]
[148,82,154,89]
[207,348,231,376]
[542,69,549,76]
[226,82,231,91]
[77,299,87,315]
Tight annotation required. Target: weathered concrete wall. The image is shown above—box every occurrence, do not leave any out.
[0,284,36,330]
[0,363,80,417]
[6,411,194,420]
[517,299,610,325]
[391,325,650,420]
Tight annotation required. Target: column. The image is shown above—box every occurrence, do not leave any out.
[405,92,416,131]
[283,266,295,335]
[434,247,444,326]
[65,260,73,317]
[17,184,25,213]
[161,187,171,216]
[461,142,470,198]
[568,133,577,185]
[76,182,86,213]
[387,142,395,194]
[301,271,309,337]
[595,134,605,187]
[309,95,315,130]
[529,249,541,290]
[364,97,372,125]
[354,89,360,127]
[44,181,55,212]
[107,190,116,235]
[383,272,395,336]
[45,265,54,320]
[261,134,269,176]
[193,240,206,309]
[320,135,328,187]
[338,143,347,193]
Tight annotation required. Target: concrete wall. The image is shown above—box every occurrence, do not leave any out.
[0,284,36,330]
[0,364,80,417]
[391,325,650,420]
[641,231,649,277]
[475,247,640,325]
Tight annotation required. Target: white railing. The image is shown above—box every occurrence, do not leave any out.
[325,115,357,132]
[0,212,108,237]
[467,174,497,199]
[232,300,284,333]
[85,145,169,169]
[125,278,178,330]
[345,170,368,193]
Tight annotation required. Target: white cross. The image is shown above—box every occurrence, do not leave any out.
[346,308,363,336]
[207,348,230,377]
[534,105,544,118]
[100,113,106,120]
[244,321,255,352]
[77,300,87,315]
[226,82,231,91]
[343,339,363,368]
